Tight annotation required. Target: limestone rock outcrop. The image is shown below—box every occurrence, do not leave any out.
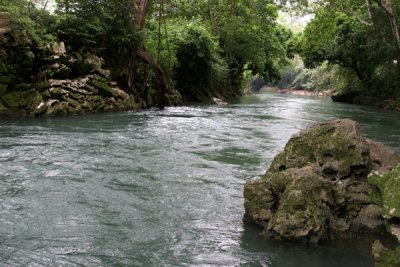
[244,119,400,243]
[0,74,140,117]
[0,13,182,117]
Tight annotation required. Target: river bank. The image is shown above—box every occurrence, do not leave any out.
[332,91,400,112]
[260,86,400,112]
[279,88,334,97]
[258,86,334,97]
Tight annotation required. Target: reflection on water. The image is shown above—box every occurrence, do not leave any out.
[0,94,399,266]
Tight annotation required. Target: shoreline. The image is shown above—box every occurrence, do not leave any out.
[278,88,334,97]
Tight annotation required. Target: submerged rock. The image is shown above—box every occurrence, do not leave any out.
[244,119,400,243]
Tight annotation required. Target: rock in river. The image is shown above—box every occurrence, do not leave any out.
[244,119,400,243]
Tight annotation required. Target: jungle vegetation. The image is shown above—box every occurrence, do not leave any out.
[1,0,400,106]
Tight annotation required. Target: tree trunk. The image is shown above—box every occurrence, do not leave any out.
[377,0,400,55]
[365,0,375,29]
[134,0,168,108]
[135,0,148,30]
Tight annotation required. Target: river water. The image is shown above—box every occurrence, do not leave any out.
[1,94,400,267]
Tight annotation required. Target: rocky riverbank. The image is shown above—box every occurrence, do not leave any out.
[0,74,140,117]
[332,91,400,112]
[279,88,334,97]
[257,86,334,97]
[0,12,181,117]
[244,119,400,252]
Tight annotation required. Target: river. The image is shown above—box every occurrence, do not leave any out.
[1,93,400,266]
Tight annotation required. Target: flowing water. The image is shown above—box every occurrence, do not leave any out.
[1,94,400,267]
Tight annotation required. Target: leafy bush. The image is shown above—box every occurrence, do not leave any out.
[145,19,228,101]
[54,0,141,71]
[0,1,56,44]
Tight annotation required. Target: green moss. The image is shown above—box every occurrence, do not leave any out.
[46,102,75,116]
[244,120,388,243]
[82,84,98,94]
[65,97,81,109]
[243,179,276,225]
[48,87,65,97]
[89,80,116,98]
[123,96,139,109]
[372,241,400,267]
[2,89,42,110]
[370,186,383,206]
[368,164,400,219]
[268,121,369,178]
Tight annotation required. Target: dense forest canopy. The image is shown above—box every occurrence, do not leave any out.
[1,0,400,109]
[0,0,291,104]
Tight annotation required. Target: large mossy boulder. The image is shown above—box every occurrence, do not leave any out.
[244,119,400,243]
[0,89,44,116]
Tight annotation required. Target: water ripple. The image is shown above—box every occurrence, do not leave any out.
[0,94,399,266]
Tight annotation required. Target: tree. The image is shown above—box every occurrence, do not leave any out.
[54,0,172,107]
[284,0,400,61]
[280,0,400,98]
[166,0,284,88]
[300,8,391,89]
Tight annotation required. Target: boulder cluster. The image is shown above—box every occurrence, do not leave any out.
[0,74,139,117]
[0,23,140,117]
[244,119,400,244]
[0,12,181,117]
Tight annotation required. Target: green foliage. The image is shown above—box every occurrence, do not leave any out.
[0,0,56,44]
[279,55,364,92]
[213,0,282,88]
[289,0,400,103]
[374,245,400,267]
[0,0,297,105]
[161,0,287,94]
[368,164,400,219]
[54,0,141,69]
[174,21,227,100]
[146,19,228,101]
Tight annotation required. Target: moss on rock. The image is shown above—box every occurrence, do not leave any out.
[244,119,400,244]
[368,165,400,219]
[372,240,400,267]
[268,119,370,181]
[1,89,43,116]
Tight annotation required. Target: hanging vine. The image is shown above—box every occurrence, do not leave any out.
[134,0,172,108]
[157,0,172,83]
